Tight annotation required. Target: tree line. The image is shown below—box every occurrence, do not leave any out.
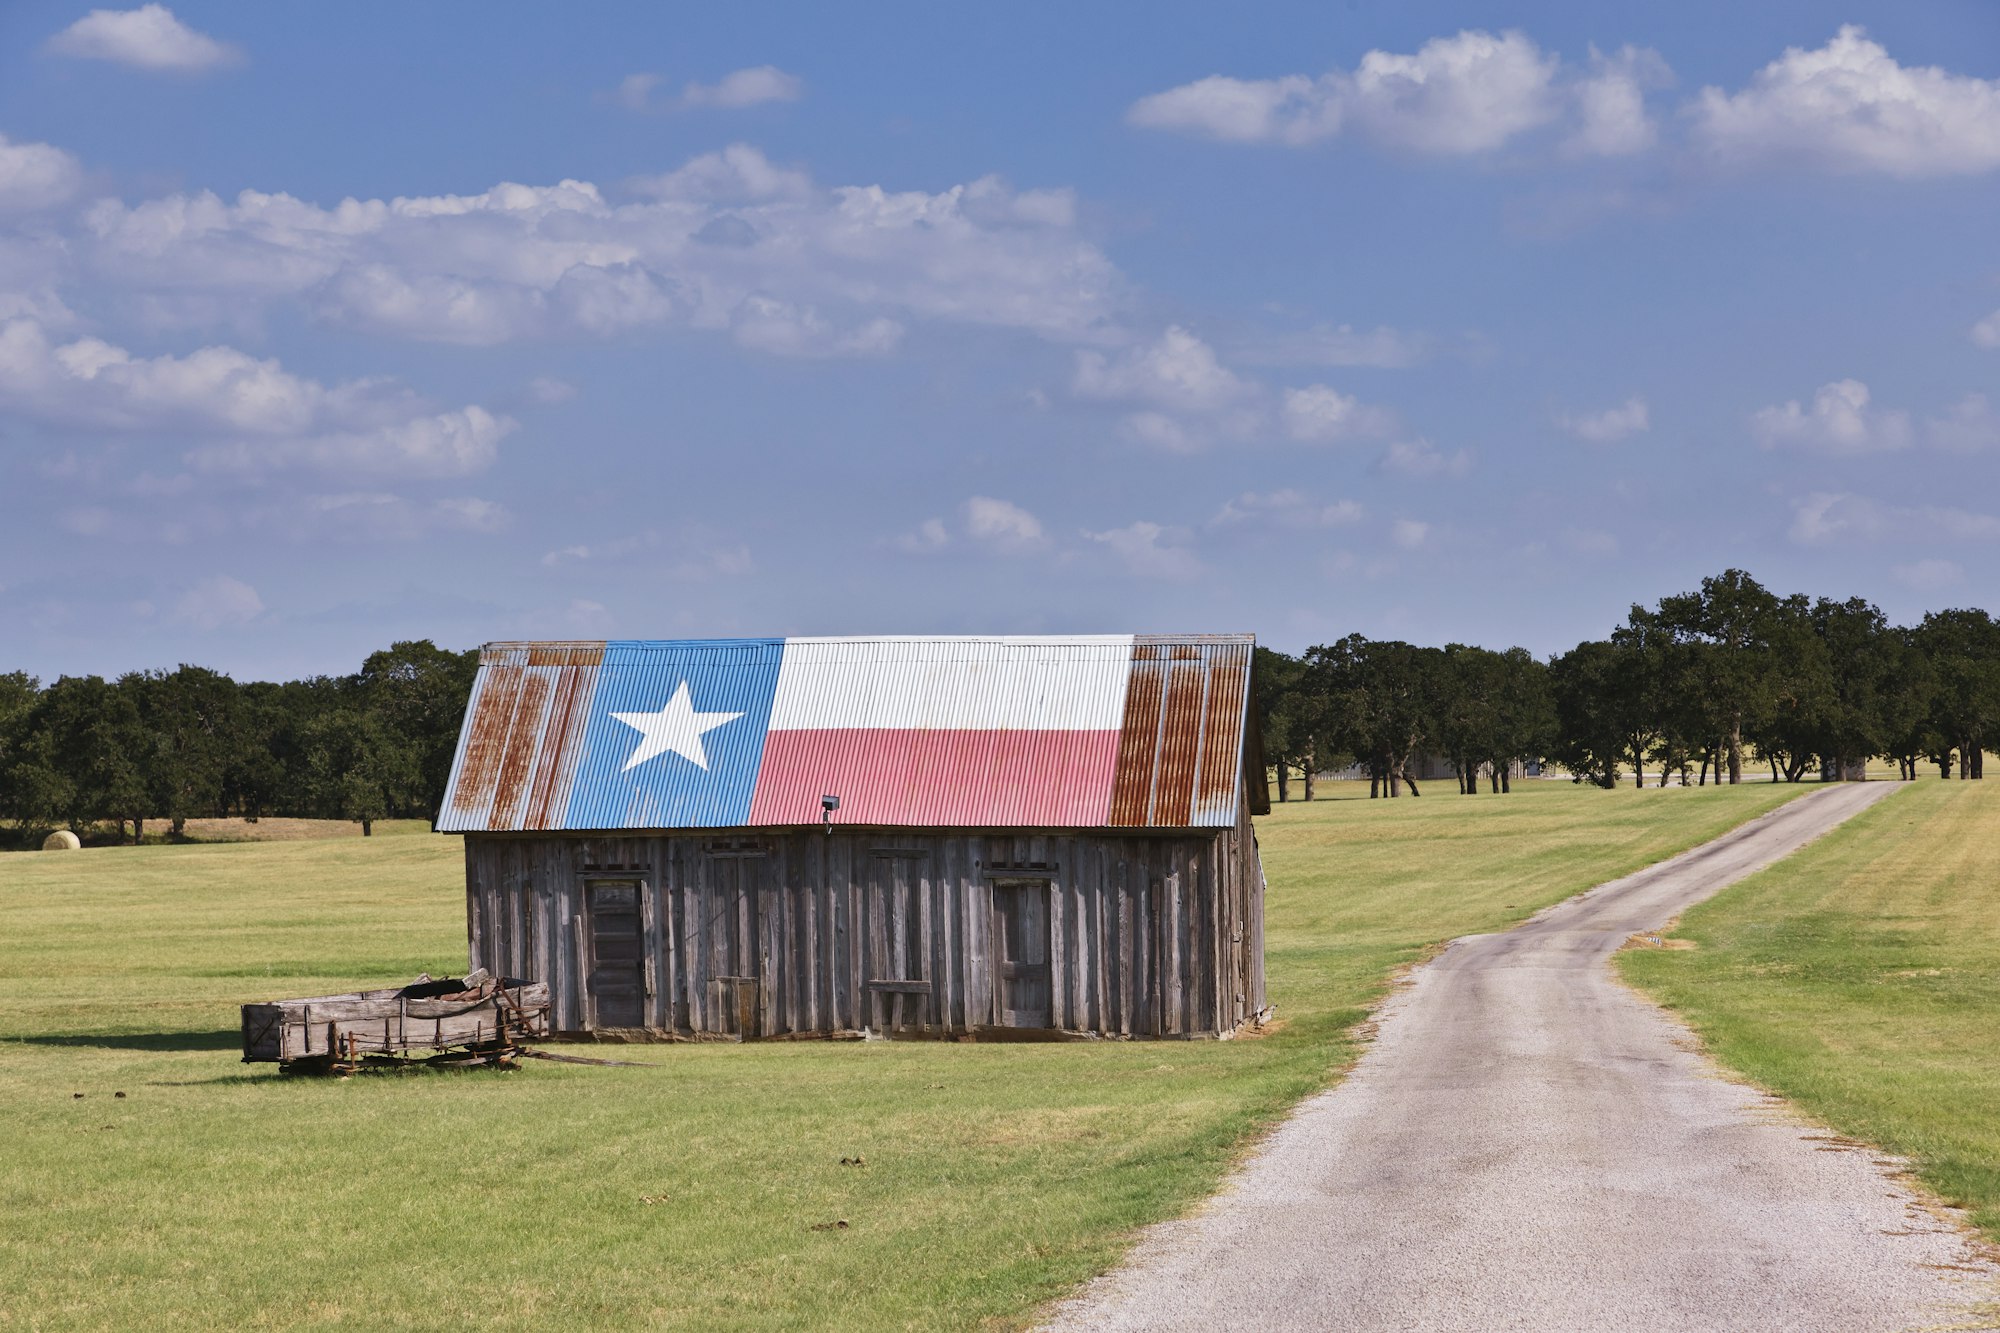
[5,570,1995,840]
[1257,569,1999,798]
[0,641,475,843]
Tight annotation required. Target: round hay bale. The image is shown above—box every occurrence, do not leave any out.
[41,830,82,851]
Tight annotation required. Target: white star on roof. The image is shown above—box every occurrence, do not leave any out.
[611,681,744,773]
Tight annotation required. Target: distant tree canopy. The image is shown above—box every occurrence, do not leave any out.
[1256,569,1997,798]
[5,572,1995,835]
[0,641,476,841]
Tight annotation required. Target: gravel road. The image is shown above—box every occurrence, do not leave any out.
[1049,783,2000,1332]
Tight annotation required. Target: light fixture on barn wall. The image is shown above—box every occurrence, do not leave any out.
[821,793,840,835]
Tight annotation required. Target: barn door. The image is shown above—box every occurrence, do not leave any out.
[702,852,763,1038]
[992,881,1052,1028]
[863,855,930,1033]
[584,880,646,1029]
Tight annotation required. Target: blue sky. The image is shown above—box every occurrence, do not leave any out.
[2,1,1996,681]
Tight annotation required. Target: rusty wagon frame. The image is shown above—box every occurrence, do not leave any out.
[241,975,550,1073]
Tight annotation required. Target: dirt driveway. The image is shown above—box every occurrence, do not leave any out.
[1049,783,2000,1332]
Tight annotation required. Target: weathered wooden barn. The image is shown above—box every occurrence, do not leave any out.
[437,635,1268,1041]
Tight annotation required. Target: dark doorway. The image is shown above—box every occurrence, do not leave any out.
[992,881,1053,1028]
[586,881,646,1028]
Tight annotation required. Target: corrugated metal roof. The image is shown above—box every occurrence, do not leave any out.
[1106,637,1255,826]
[437,634,1257,833]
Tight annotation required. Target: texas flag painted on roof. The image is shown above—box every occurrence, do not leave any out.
[437,635,1262,833]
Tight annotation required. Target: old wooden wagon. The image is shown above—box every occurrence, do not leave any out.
[436,634,1268,1041]
[241,971,550,1072]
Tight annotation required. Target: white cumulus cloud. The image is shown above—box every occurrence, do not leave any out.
[1211,489,1363,528]
[1972,310,2000,350]
[0,316,512,476]
[48,4,241,73]
[1893,558,1965,592]
[1560,396,1649,443]
[1380,438,1472,478]
[1129,73,1337,145]
[1788,491,2000,545]
[683,66,804,109]
[1073,326,1263,451]
[1752,379,1912,453]
[634,143,813,201]
[0,135,83,213]
[1691,27,2000,177]
[1567,45,1674,157]
[1928,393,2000,453]
[173,575,262,629]
[1085,521,1202,579]
[606,73,662,112]
[212,406,514,477]
[1129,30,1601,155]
[963,496,1044,550]
[68,146,1119,351]
[731,297,902,358]
[526,375,577,405]
[1391,518,1430,549]
[892,517,950,554]
[1347,29,1562,153]
[1073,325,1250,412]
[1282,384,1392,442]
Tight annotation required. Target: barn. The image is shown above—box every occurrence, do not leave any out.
[436,634,1269,1041]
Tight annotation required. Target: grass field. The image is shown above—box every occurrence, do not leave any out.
[1621,780,2000,1243]
[0,782,1808,1330]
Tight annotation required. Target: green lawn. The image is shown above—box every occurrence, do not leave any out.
[1621,780,2000,1243]
[0,783,1807,1331]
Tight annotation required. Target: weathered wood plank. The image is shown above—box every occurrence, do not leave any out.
[841,837,862,1031]
[572,911,589,1030]
[802,842,820,1035]
[758,858,778,1038]
[1048,867,1067,1031]
[892,860,908,1024]
[928,848,950,1033]
[1116,858,1133,1036]
[914,859,933,1030]
[1075,853,1092,1031]
[1095,848,1111,1036]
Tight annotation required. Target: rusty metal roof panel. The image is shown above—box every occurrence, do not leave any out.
[437,634,1255,832]
[1107,635,1254,827]
[437,643,606,833]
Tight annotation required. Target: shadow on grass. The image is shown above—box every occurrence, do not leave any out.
[8,1030,241,1052]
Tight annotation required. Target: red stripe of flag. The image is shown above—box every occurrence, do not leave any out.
[748,728,1119,827]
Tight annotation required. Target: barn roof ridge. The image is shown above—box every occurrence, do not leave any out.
[477,632,1254,662]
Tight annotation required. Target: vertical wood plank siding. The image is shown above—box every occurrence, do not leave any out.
[463,798,1266,1040]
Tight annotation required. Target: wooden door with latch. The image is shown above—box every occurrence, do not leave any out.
[992,880,1053,1028]
[702,848,763,1037]
[863,854,931,1033]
